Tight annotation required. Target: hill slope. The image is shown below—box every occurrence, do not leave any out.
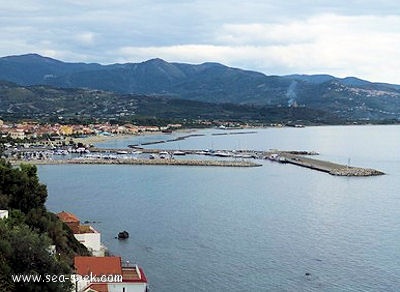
[1,54,400,121]
[0,81,340,125]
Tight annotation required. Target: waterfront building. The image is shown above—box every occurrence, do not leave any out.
[9,129,25,140]
[57,211,105,256]
[74,256,148,292]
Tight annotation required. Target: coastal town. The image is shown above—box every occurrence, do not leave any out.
[0,119,184,141]
[0,119,289,143]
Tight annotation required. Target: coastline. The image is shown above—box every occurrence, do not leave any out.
[71,133,133,145]
[71,128,202,146]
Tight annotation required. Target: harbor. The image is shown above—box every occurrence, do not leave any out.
[7,145,384,175]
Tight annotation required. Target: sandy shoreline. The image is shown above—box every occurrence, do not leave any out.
[71,129,201,146]
[72,134,133,145]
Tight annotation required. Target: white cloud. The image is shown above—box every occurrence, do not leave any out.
[1,1,400,83]
[74,32,96,46]
[116,13,400,83]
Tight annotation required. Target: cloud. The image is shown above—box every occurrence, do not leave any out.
[116,13,400,83]
[1,1,400,83]
[74,32,96,46]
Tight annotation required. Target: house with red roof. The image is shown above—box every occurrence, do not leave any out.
[74,256,148,292]
[57,211,104,256]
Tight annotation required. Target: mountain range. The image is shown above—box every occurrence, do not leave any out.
[1,53,400,122]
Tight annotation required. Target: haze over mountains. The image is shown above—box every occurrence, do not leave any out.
[1,53,400,123]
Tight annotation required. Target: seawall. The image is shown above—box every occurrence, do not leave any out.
[281,154,384,176]
[9,158,262,168]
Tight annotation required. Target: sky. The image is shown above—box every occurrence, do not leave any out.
[2,0,400,84]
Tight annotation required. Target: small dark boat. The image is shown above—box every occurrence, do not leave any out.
[118,230,129,239]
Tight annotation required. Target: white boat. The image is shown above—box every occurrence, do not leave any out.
[213,151,232,157]
[173,150,186,156]
[54,149,69,155]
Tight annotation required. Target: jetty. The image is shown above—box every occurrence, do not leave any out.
[9,158,262,168]
[278,153,384,176]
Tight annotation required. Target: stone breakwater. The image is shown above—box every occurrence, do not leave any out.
[10,158,262,168]
[281,154,385,177]
[329,168,385,176]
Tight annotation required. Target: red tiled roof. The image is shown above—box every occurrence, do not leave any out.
[86,283,109,292]
[74,256,122,276]
[122,267,148,283]
[57,211,80,223]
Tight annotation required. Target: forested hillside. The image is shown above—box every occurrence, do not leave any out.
[0,160,89,291]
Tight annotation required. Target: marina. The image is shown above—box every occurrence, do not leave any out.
[8,145,384,175]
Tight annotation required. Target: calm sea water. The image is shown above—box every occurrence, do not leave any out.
[39,125,400,291]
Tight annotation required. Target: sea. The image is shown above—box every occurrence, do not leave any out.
[38,125,400,291]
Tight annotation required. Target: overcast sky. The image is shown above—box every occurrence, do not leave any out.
[2,0,400,83]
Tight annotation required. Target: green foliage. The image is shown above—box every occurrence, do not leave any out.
[0,161,47,213]
[0,220,72,292]
[0,159,89,291]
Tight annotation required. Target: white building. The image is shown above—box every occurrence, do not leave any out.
[9,129,25,140]
[74,256,148,292]
[74,225,103,256]
[57,211,105,256]
[0,210,8,219]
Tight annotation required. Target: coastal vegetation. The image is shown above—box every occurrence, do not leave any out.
[0,160,89,291]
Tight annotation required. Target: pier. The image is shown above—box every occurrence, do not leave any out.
[278,153,384,176]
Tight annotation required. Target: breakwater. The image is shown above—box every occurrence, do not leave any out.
[127,131,257,147]
[10,158,262,168]
[280,154,384,176]
[128,133,205,147]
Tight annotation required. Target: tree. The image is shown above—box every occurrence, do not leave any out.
[9,164,47,213]
[0,220,72,292]
[0,159,90,291]
[0,161,47,213]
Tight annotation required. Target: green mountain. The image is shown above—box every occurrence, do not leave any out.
[0,54,400,122]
